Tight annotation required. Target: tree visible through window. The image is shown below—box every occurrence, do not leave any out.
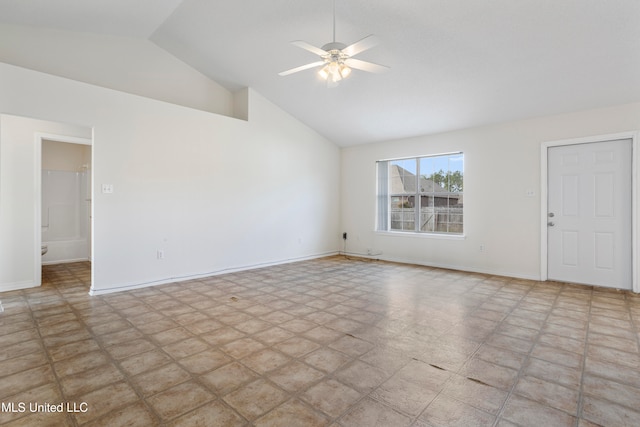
[377,153,463,234]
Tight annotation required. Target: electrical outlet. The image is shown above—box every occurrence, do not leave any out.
[342,232,347,240]
[479,244,485,252]
[157,250,164,259]
[101,184,114,194]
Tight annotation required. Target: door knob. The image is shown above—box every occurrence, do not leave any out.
[548,221,555,226]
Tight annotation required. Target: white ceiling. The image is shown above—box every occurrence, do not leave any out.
[1,0,639,146]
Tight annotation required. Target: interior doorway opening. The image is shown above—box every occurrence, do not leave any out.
[36,133,93,289]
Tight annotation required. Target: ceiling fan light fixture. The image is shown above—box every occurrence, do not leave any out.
[340,63,351,78]
[319,60,351,85]
[279,0,387,85]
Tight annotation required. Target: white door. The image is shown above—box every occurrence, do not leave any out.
[548,139,632,289]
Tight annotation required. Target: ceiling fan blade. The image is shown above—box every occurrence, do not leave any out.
[342,34,379,57]
[344,58,389,73]
[278,61,326,76]
[291,40,328,57]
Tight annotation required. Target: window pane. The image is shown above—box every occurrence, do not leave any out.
[448,154,464,193]
[390,196,415,231]
[448,195,464,233]
[390,159,416,194]
[419,195,435,232]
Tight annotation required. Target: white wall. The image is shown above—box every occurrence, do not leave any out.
[0,62,340,294]
[0,24,235,118]
[0,115,91,291]
[341,102,640,280]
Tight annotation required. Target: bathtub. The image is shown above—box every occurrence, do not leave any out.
[41,238,90,265]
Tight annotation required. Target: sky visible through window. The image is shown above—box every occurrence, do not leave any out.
[392,154,463,182]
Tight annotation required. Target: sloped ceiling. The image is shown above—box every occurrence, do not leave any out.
[1,0,639,146]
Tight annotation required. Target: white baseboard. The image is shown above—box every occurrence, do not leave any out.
[341,251,541,282]
[89,251,339,296]
[0,280,39,293]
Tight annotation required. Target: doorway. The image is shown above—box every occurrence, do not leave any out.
[541,133,637,291]
[36,133,93,287]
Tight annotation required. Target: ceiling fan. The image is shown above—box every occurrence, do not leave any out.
[278,0,389,88]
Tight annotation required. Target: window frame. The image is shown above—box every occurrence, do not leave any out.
[376,152,464,236]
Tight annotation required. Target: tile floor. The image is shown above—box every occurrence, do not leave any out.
[1,256,640,426]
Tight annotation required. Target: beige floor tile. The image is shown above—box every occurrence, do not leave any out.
[418,394,496,427]
[584,357,640,389]
[255,399,330,427]
[329,335,375,357]
[162,337,209,359]
[582,374,640,412]
[119,348,173,376]
[339,397,411,427]
[200,326,246,346]
[240,348,291,374]
[200,361,259,395]
[0,365,56,400]
[84,402,157,427]
[537,332,585,354]
[42,328,92,348]
[280,318,318,333]
[471,344,528,371]
[302,326,345,344]
[1,411,73,427]
[530,344,583,369]
[461,358,519,391]
[169,400,246,427]
[274,336,321,357]
[586,343,640,368]
[147,380,215,421]
[223,379,288,420]
[1,383,62,424]
[302,347,352,373]
[301,379,362,418]
[130,363,191,397]
[96,328,143,347]
[0,350,49,377]
[72,381,140,425]
[335,360,389,393]
[581,395,640,427]
[105,338,157,360]
[393,359,451,391]
[370,376,438,416]
[234,319,272,334]
[267,360,325,392]
[52,350,109,378]
[178,348,232,374]
[514,375,579,415]
[523,357,581,389]
[357,346,411,375]
[441,374,509,415]
[59,362,124,398]
[150,326,193,346]
[221,337,265,359]
[500,394,576,427]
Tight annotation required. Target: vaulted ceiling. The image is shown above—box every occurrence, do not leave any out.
[1,0,639,146]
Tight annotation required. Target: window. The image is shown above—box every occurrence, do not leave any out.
[377,153,463,234]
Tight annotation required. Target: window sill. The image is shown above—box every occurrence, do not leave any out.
[375,231,466,240]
